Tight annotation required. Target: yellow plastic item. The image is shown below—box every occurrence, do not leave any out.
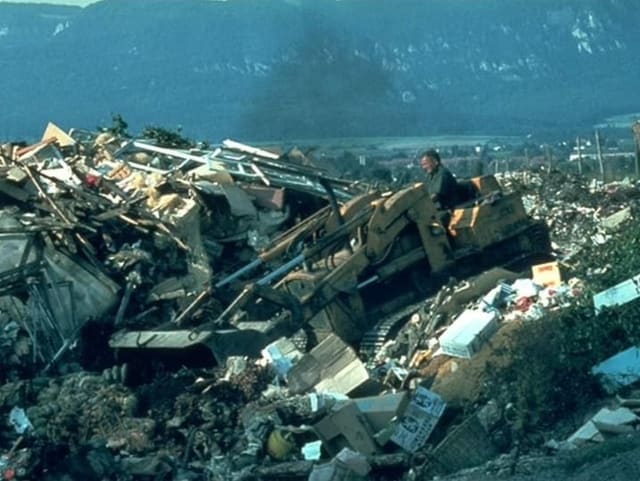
[267,429,296,460]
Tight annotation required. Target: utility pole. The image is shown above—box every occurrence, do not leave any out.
[544,144,552,172]
[576,136,583,175]
[595,129,605,182]
[632,121,640,180]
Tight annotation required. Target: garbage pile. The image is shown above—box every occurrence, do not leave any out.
[1,125,640,481]
[0,123,364,373]
[498,169,640,255]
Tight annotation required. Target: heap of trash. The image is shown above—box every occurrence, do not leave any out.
[1,123,640,481]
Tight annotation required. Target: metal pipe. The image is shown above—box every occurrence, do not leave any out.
[222,139,280,159]
[172,287,211,326]
[595,129,605,182]
[215,258,263,288]
[257,254,305,286]
[132,141,210,164]
[357,275,379,289]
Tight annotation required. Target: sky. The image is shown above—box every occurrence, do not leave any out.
[0,0,98,5]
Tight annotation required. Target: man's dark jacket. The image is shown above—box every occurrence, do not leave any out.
[424,165,458,209]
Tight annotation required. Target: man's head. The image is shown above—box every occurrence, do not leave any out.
[419,149,441,174]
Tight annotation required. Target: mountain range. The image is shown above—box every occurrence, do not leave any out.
[1,0,639,141]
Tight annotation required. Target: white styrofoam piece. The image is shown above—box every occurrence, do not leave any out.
[591,347,640,393]
[593,274,640,313]
[439,309,499,359]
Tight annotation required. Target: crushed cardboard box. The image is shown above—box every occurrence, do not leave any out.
[287,334,379,396]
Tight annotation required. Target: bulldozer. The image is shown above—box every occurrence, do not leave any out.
[110,174,550,364]
[256,174,549,344]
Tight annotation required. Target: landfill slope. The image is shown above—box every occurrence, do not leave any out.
[2,128,640,480]
[439,432,640,481]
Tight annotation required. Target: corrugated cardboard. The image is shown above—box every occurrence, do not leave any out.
[532,261,562,288]
[287,334,376,395]
[42,121,76,147]
[391,386,446,452]
[313,402,379,456]
[353,392,409,432]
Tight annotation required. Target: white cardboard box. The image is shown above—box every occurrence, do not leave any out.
[390,386,446,452]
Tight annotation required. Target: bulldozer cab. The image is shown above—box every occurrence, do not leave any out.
[452,174,502,209]
[447,175,535,252]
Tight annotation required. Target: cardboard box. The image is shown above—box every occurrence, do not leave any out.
[313,392,410,455]
[313,402,379,456]
[42,121,76,147]
[532,261,562,288]
[287,334,377,395]
[438,309,499,359]
[391,386,446,452]
[353,392,409,433]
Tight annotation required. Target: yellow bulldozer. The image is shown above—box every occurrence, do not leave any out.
[111,174,550,363]
[275,175,548,344]
[211,175,547,348]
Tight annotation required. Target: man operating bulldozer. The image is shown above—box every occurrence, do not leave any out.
[419,149,459,210]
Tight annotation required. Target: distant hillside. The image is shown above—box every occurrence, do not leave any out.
[1,0,640,141]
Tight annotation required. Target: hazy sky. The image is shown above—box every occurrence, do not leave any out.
[0,0,98,5]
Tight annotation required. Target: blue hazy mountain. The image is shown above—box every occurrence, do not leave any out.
[1,0,639,141]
